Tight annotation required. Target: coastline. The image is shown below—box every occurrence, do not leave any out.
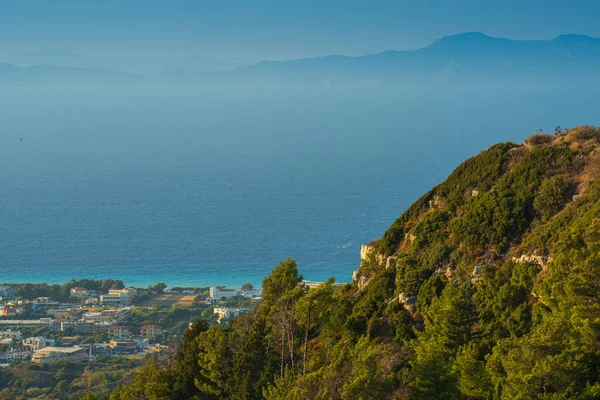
[1,267,352,289]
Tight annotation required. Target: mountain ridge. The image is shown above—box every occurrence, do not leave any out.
[238,32,600,83]
[3,32,600,84]
[0,62,144,84]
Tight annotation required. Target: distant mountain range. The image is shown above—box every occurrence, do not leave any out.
[221,32,600,84]
[3,32,600,85]
[0,63,144,84]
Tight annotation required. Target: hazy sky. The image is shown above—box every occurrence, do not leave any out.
[2,0,600,62]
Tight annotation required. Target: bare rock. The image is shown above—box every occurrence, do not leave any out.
[357,276,370,291]
[385,256,397,269]
[360,244,375,260]
[512,254,554,269]
[471,265,484,284]
[398,292,417,313]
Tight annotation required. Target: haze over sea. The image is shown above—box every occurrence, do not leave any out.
[1,83,598,287]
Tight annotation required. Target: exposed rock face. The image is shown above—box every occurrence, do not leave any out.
[360,243,387,265]
[385,256,396,269]
[435,266,454,278]
[471,265,484,284]
[360,244,376,260]
[428,195,443,209]
[357,276,370,291]
[512,254,554,269]
[398,293,417,313]
[408,234,417,245]
[355,244,395,291]
[352,268,370,290]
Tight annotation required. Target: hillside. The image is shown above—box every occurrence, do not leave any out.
[87,126,600,399]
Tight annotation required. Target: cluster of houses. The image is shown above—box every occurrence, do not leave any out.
[69,286,137,306]
[207,286,262,323]
[0,286,137,319]
[59,307,133,334]
[0,284,167,363]
[0,286,18,317]
[0,282,267,365]
[0,322,166,363]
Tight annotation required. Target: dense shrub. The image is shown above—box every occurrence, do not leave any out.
[524,133,554,146]
[534,175,570,220]
[565,125,600,142]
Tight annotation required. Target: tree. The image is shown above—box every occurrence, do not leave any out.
[110,359,170,400]
[295,277,337,374]
[149,283,167,294]
[453,344,492,398]
[170,320,210,400]
[225,317,273,399]
[261,259,303,307]
[241,283,254,291]
[411,337,459,399]
[195,326,232,398]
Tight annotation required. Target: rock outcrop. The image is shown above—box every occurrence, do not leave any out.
[398,293,417,313]
[471,265,484,284]
[357,276,370,291]
[360,244,376,261]
[512,254,554,269]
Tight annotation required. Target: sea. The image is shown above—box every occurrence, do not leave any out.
[1,83,598,288]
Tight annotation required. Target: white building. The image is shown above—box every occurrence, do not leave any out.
[108,326,131,339]
[100,287,137,306]
[70,287,89,300]
[209,286,238,299]
[140,325,163,339]
[23,337,55,351]
[31,346,87,363]
[82,312,112,323]
[209,286,262,299]
[213,307,248,323]
[238,288,262,298]
[0,318,54,329]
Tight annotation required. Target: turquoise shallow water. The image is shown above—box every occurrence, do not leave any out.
[1,85,598,288]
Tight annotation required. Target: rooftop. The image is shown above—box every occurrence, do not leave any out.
[35,346,85,354]
[109,326,129,331]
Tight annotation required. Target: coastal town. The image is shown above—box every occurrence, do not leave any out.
[0,282,262,367]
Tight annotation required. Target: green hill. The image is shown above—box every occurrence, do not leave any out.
[110,126,600,400]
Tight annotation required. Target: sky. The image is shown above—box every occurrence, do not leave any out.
[1,0,600,63]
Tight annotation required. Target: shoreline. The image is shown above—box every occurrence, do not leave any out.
[1,271,352,289]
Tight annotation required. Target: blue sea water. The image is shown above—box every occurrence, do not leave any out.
[0,84,598,288]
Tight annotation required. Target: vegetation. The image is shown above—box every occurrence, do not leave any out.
[4,279,125,302]
[0,358,141,399]
[9,126,600,399]
[108,126,600,399]
[128,303,212,340]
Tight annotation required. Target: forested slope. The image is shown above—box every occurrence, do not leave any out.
[112,126,600,400]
